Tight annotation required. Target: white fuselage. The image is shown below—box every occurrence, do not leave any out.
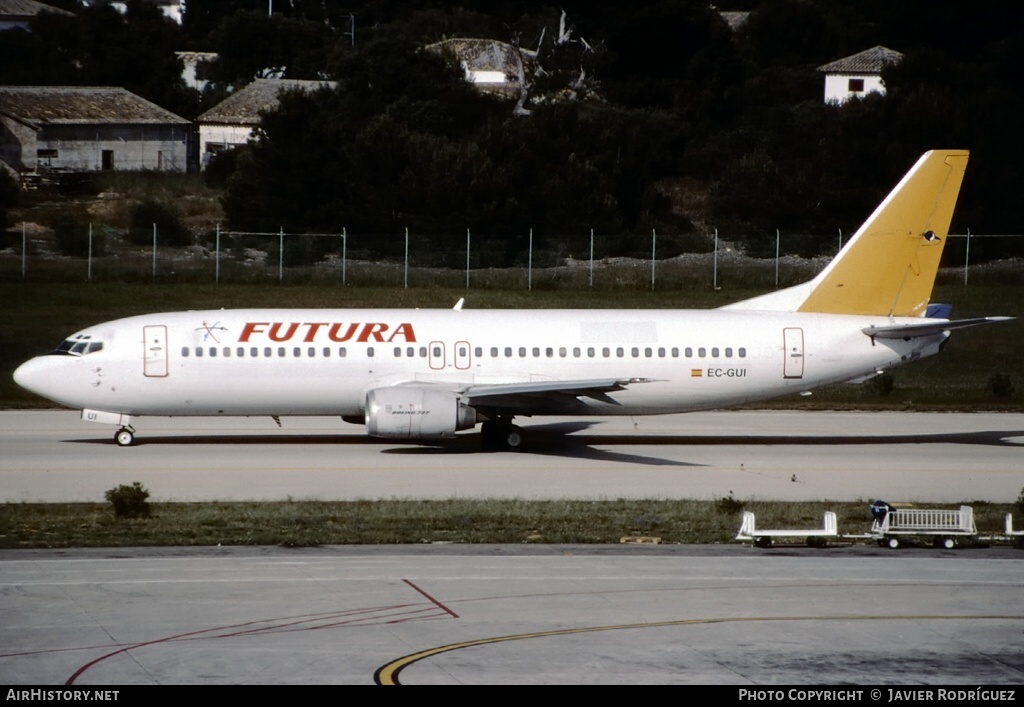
[13,308,943,420]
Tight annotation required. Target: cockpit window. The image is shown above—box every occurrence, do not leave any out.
[47,334,103,356]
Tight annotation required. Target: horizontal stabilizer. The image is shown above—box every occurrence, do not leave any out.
[862,317,1012,341]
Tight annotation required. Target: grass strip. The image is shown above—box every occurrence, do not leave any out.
[1,499,1017,549]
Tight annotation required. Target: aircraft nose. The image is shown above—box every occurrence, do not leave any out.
[13,357,52,400]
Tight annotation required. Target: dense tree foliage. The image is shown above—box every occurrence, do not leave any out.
[3,1,1022,262]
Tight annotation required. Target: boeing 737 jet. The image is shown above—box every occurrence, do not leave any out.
[13,150,1010,449]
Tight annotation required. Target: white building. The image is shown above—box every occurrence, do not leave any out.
[817,46,903,105]
[195,79,335,167]
[0,86,191,173]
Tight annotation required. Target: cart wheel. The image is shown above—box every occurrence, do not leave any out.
[876,539,886,548]
[887,537,900,549]
[754,537,773,548]
[934,537,955,549]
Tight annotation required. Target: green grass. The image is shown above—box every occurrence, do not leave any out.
[1,499,1017,549]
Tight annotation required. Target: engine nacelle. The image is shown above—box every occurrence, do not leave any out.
[364,387,477,440]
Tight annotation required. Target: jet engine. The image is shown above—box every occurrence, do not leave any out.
[364,387,477,440]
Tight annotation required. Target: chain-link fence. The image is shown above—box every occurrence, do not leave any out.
[2,223,1021,290]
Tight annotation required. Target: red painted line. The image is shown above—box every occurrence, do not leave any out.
[403,579,459,619]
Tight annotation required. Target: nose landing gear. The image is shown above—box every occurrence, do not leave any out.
[480,419,523,451]
[115,426,136,446]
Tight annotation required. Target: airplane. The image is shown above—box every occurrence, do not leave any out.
[13,149,1011,450]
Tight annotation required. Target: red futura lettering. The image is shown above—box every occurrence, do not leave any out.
[238,321,417,343]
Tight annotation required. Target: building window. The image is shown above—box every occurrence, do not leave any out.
[848,78,865,92]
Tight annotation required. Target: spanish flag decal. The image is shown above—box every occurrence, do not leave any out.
[691,369,703,377]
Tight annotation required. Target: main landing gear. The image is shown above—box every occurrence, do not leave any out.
[115,426,136,447]
[480,419,523,452]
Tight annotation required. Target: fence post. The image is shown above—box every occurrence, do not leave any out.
[88,223,93,281]
[589,228,594,289]
[278,227,284,282]
[341,227,347,286]
[21,223,27,279]
[152,222,157,280]
[775,228,780,287]
[404,227,409,289]
[650,229,656,290]
[528,228,533,291]
[713,228,719,290]
[465,228,471,289]
[215,223,220,284]
[964,228,971,285]
[838,228,843,254]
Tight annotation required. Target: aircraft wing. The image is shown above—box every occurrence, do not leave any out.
[456,377,657,414]
[862,317,1012,341]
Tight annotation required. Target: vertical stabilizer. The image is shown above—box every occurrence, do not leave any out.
[724,150,969,316]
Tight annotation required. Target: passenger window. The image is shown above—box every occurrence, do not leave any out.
[394,347,402,357]
[407,347,415,357]
[616,347,624,358]
[658,348,665,358]
[196,347,203,357]
[433,346,442,357]
[209,347,217,357]
[505,347,513,357]
[588,347,595,357]
[367,347,375,357]
[308,347,315,357]
[671,347,679,357]
[725,348,733,358]
[573,347,580,357]
[323,347,331,358]
[602,348,610,358]
[418,347,426,357]
[712,347,719,357]
[698,347,706,357]
[223,347,231,358]
[519,347,526,357]
[685,347,693,357]
[181,347,189,357]
[339,348,347,357]
[278,347,285,357]
[475,347,483,357]
[559,347,567,357]
[739,348,747,358]
[631,347,639,357]
[545,347,553,358]
[532,347,540,357]
[237,347,245,357]
[293,347,301,357]
[264,347,271,357]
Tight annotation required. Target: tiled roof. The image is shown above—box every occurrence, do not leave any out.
[817,46,903,74]
[196,79,336,125]
[0,0,73,19]
[0,86,189,125]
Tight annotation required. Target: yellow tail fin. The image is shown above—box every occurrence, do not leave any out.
[798,150,969,316]
[723,150,969,316]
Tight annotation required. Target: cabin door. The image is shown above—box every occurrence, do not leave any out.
[783,327,804,379]
[143,325,168,378]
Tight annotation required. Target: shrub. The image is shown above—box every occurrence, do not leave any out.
[52,214,104,257]
[990,372,1014,399]
[715,492,743,515]
[105,482,151,518]
[129,200,191,247]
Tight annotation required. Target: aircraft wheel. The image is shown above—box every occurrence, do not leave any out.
[887,537,900,549]
[934,537,956,549]
[506,426,523,451]
[115,428,134,447]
